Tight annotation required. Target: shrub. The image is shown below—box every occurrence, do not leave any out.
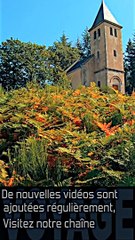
[0,83,135,186]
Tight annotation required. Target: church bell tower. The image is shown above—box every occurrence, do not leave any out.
[88,0,125,93]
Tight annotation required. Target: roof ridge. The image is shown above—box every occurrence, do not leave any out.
[102,0,105,16]
[65,59,79,73]
[66,55,94,74]
[89,1,121,31]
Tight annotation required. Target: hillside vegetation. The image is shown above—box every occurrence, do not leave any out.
[0,83,135,186]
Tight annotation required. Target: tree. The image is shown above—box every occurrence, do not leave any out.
[76,27,91,59]
[0,31,91,90]
[81,27,91,58]
[48,33,80,71]
[0,38,51,90]
[124,36,135,94]
[76,38,84,58]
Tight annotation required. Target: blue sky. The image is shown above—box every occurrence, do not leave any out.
[0,0,135,51]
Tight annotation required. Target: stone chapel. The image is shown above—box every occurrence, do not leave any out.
[66,0,125,93]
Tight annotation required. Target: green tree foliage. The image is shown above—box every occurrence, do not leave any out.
[76,38,83,58]
[0,31,91,89]
[48,33,80,73]
[0,38,51,90]
[76,27,91,59]
[124,35,135,94]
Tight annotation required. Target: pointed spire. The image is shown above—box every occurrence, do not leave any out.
[89,1,121,31]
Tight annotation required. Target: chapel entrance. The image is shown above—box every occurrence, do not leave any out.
[112,84,119,90]
[110,76,121,91]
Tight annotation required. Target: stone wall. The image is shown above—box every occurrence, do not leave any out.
[68,68,82,89]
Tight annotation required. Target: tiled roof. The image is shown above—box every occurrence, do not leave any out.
[90,0,121,31]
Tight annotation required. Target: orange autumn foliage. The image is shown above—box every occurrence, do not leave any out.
[0,84,134,186]
[125,119,135,126]
[42,106,49,112]
[73,89,81,96]
[95,121,119,136]
[2,177,14,187]
[73,117,82,126]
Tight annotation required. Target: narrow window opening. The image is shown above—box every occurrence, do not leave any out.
[114,29,117,37]
[110,27,113,36]
[98,29,101,37]
[97,51,100,59]
[114,50,117,57]
[83,69,87,86]
[98,81,101,88]
[94,31,96,40]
